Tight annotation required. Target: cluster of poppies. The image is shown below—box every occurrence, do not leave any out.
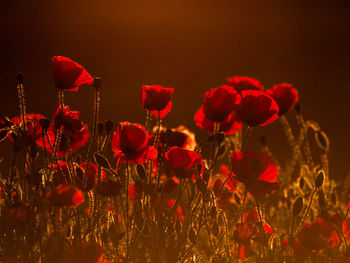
[2,55,346,263]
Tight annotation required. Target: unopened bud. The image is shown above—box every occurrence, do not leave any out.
[315,170,325,188]
[188,227,197,243]
[97,121,104,135]
[16,72,24,84]
[93,77,102,90]
[105,120,114,134]
[292,196,303,217]
[39,118,51,129]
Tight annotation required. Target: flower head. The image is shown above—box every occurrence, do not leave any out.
[202,85,240,123]
[231,151,280,197]
[227,76,264,93]
[165,147,203,179]
[111,122,157,164]
[51,56,93,91]
[65,242,103,263]
[9,114,45,145]
[46,184,85,208]
[299,218,341,251]
[141,85,174,118]
[36,106,89,157]
[194,108,242,135]
[266,83,299,115]
[236,90,279,126]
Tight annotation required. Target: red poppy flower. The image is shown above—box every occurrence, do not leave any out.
[50,161,71,184]
[111,122,157,164]
[342,219,350,244]
[202,85,240,123]
[36,106,89,157]
[212,178,233,208]
[299,218,341,251]
[0,117,12,142]
[9,114,45,145]
[164,147,203,179]
[5,203,34,227]
[96,179,122,196]
[51,56,93,91]
[234,222,254,259]
[150,125,197,154]
[141,85,175,118]
[76,162,106,191]
[46,184,85,208]
[236,90,279,126]
[129,180,144,202]
[234,209,274,259]
[165,198,185,222]
[227,76,264,93]
[65,242,103,263]
[281,239,308,262]
[231,151,280,197]
[162,177,179,194]
[194,108,242,135]
[266,83,299,115]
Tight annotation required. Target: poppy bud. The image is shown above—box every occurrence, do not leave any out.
[165,129,174,140]
[292,196,303,217]
[39,118,51,129]
[136,164,146,179]
[93,77,102,90]
[105,120,114,134]
[94,152,111,170]
[96,179,122,196]
[16,72,24,84]
[188,227,197,243]
[97,121,104,135]
[315,170,325,188]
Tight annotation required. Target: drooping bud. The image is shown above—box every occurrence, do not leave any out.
[94,152,111,170]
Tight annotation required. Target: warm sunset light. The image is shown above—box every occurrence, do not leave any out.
[1,1,349,262]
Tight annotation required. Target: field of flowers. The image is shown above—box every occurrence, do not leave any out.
[0,56,349,262]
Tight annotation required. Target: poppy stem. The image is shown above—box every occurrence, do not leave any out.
[256,201,268,256]
[125,161,130,259]
[294,187,317,238]
[84,84,100,189]
[240,190,247,223]
[16,75,27,132]
[240,126,252,152]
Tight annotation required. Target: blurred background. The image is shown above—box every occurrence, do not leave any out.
[0,0,349,180]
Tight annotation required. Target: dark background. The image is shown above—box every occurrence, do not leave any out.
[0,0,349,180]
